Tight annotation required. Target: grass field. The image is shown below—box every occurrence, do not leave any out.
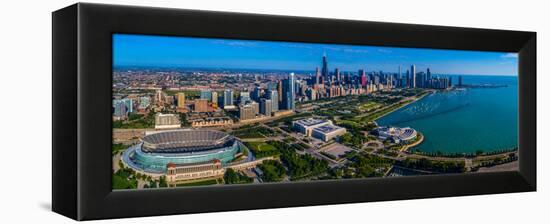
[247,141,277,151]
[245,141,280,158]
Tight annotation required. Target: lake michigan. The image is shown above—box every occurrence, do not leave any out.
[376,75,518,154]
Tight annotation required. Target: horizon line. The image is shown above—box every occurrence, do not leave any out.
[113,64,518,77]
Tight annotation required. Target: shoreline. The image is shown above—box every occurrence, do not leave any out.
[400,132,424,152]
[373,90,434,122]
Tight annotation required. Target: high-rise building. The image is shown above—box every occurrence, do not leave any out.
[200,89,212,101]
[239,91,250,104]
[252,86,262,102]
[427,68,432,81]
[260,99,272,116]
[315,67,321,85]
[282,73,296,110]
[267,90,279,112]
[155,89,163,103]
[251,101,259,115]
[239,103,256,120]
[321,53,329,83]
[113,98,133,114]
[138,96,150,110]
[410,65,416,88]
[458,75,463,86]
[223,89,234,109]
[176,93,186,108]
[113,100,127,118]
[267,82,278,91]
[334,68,340,83]
[211,91,218,106]
[194,99,209,112]
[360,69,367,87]
[398,66,402,79]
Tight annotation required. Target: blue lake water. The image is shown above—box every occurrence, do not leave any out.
[376,75,518,154]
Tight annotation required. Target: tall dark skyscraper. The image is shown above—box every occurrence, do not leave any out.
[321,53,328,83]
[410,65,416,88]
[282,73,296,110]
[427,68,432,80]
[335,68,340,83]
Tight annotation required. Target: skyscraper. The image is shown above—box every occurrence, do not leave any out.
[267,90,279,112]
[239,91,250,104]
[176,93,186,108]
[211,91,218,106]
[315,67,321,85]
[138,97,150,110]
[113,100,127,118]
[238,103,255,120]
[398,65,402,79]
[223,89,234,109]
[155,89,163,104]
[427,68,432,80]
[410,65,416,88]
[335,68,340,83]
[282,73,296,110]
[260,99,272,116]
[360,69,367,87]
[200,89,212,101]
[252,86,262,102]
[458,75,463,86]
[277,80,283,104]
[321,53,328,83]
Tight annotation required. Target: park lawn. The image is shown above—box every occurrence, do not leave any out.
[112,174,137,189]
[247,141,277,151]
[358,102,381,111]
[245,141,280,158]
[233,126,275,139]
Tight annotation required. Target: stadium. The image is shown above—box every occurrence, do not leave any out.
[122,129,242,174]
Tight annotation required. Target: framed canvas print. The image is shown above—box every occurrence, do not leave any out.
[52,3,536,220]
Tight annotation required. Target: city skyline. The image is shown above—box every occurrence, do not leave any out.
[113,34,518,76]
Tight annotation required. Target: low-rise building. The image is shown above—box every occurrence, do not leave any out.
[190,117,234,127]
[312,124,347,142]
[154,113,181,129]
[166,160,224,183]
[293,118,332,136]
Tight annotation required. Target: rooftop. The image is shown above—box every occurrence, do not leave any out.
[295,118,329,127]
[313,124,345,133]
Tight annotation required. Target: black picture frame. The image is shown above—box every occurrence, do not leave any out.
[52,3,536,221]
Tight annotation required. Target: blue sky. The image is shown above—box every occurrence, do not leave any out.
[113,34,518,76]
